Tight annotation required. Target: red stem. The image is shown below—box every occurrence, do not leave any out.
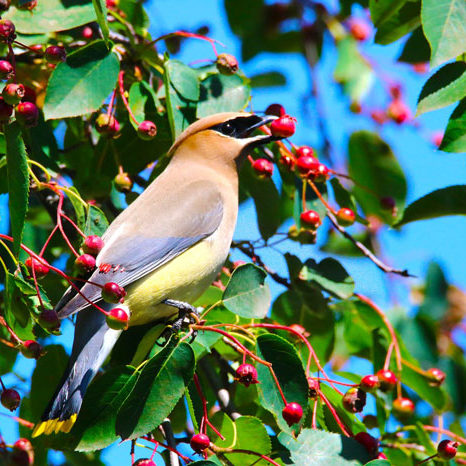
[39,224,59,257]
[60,213,86,238]
[318,389,352,437]
[148,30,223,56]
[55,191,80,257]
[118,71,139,125]
[142,436,192,462]
[106,88,117,119]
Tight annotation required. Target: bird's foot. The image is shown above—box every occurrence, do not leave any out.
[156,299,199,346]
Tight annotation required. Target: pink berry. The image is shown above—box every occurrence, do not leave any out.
[337,207,356,226]
[83,235,104,256]
[106,308,129,330]
[216,53,239,75]
[15,102,39,128]
[437,439,458,460]
[2,83,25,105]
[25,256,49,279]
[432,131,443,148]
[349,19,370,41]
[236,364,259,387]
[370,109,387,125]
[190,433,210,453]
[387,99,410,124]
[354,432,378,455]
[82,26,93,39]
[252,158,274,178]
[1,388,20,411]
[20,340,43,359]
[0,19,16,42]
[376,452,388,459]
[300,210,321,229]
[412,62,428,74]
[45,45,66,64]
[38,309,60,331]
[137,120,157,140]
[102,282,126,303]
[75,254,96,273]
[426,368,446,387]
[270,114,296,138]
[265,103,286,117]
[0,60,13,79]
[282,402,303,426]
[376,369,397,392]
[360,375,380,393]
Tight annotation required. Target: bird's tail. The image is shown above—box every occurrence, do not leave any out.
[32,304,123,437]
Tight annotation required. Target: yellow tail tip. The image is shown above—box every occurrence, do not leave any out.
[31,414,77,437]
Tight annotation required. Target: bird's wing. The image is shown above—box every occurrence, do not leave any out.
[56,180,224,318]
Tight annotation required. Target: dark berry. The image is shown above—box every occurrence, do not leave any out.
[342,388,366,413]
[270,114,296,138]
[137,120,157,140]
[0,59,13,79]
[354,432,378,455]
[22,86,37,103]
[252,158,274,178]
[45,45,66,64]
[106,308,129,330]
[190,433,210,453]
[300,210,321,229]
[102,282,126,303]
[360,375,380,393]
[236,363,259,387]
[1,388,20,411]
[75,254,96,273]
[426,368,446,387]
[20,340,43,359]
[337,208,356,227]
[25,256,49,279]
[82,235,104,256]
[282,402,303,426]
[437,439,458,460]
[12,438,33,465]
[392,397,415,420]
[0,19,16,42]
[2,83,25,105]
[15,102,39,127]
[265,103,285,117]
[376,369,397,392]
[380,196,396,210]
[216,53,239,75]
[363,414,378,429]
[279,153,294,170]
[0,0,10,12]
[114,172,133,192]
[38,309,60,331]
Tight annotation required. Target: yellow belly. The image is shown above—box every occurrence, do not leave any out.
[124,237,223,326]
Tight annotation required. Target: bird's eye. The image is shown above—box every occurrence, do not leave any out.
[222,122,236,136]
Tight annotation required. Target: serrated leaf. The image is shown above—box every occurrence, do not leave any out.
[5,122,29,257]
[84,204,109,236]
[222,264,271,318]
[417,62,466,115]
[300,258,354,299]
[396,185,466,226]
[421,0,466,67]
[166,60,200,101]
[116,341,195,439]
[279,428,371,465]
[44,41,120,120]
[4,0,96,33]
[440,98,466,153]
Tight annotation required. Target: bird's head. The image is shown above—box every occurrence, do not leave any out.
[168,112,279,163]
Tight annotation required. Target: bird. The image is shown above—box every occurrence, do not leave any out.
[32,111,279,437]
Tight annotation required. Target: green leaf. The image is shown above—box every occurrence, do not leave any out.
[366,461,390,466]
[116,341,195,439]
[44,40,120,120]
[197,74,250,118]
[279,428,371,465]
[348,131,407,225]
[165,60,200,101]
[417,62,466,115]
[374,1,421,45]
[128,81,159,129]
[67,187,87,233]
[421,0,466,67]
[334,37,374,102]
[72,366,136,451]
[250,71,287,88]
[396,185,466,226]
[84,204,109,236]
[4,0,96,33]
[222,264,271,319]
[92,0,109,45]
[5,122,29,257]
[440,98,466,153]
[369,0,409,26]
[398,27,431,64]
[255,334,309,432]
[300,258,354,299]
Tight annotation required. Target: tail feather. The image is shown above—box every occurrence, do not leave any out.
[32,304,123,437]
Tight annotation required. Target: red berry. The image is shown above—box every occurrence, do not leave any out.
[12,438,33,466]
[134,459,155,466]
[106,0,117,8]
[236,363,259,387]
[426,368,446,387]
[376,369,397,392]
[38,309,60,331]
[376,452,388,459]
[342,388,366,413]
[0,97,13,121]
[83,235,104,256]
[387,99,410,124]
[265,103,286,117]
[252,158,274,178]
[95,113,120,137]
[216,53,239,75]
[295,145,314,159]
[370,109,387,125]
[106,307,129,330]
[102,282,126,303]
[437,439,458,460]
[25,256,49,279]
[82,26,93,39]
[279,153,294,170]
[349,19,370,41]
[75,254,96,273]
[392,397,415,420]
[114,172,133,192]
[360,375,380,393]
[354,432,378,455]
[363,414,378,429]
[296,154,318,175]
[337,207,356,227]
[1,388,20,411]
[0,59,13,79]
[3,83,25,105]
[0,19,16,42]
[45,45,66,64]
[137,120,157,140]
[282,402,303,426]
[412,62,428,74]
[431,131,443,148]
[15,102,39,128]
[300,210,321,229]
[20,340,43,359]
[270,114,296,138]
[190,433,210,453]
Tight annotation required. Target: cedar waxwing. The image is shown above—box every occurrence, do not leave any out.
[32,112,279,437]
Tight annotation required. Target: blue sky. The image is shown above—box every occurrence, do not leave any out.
[1,1,465,464]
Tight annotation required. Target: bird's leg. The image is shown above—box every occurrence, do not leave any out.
[156,299,199,346]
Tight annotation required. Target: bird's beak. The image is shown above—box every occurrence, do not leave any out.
[237,114,277,139]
